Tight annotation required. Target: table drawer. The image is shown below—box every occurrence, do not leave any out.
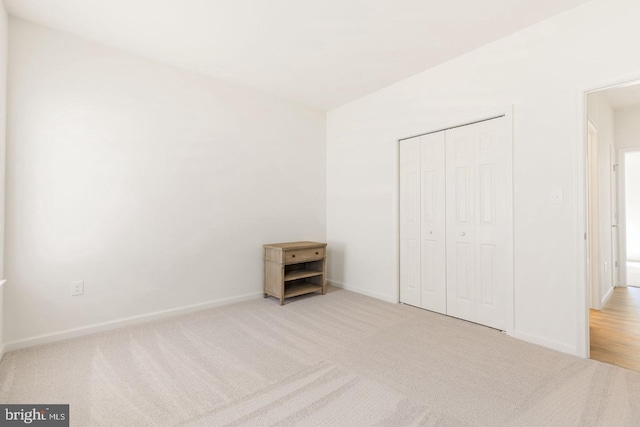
[284,247,324,264]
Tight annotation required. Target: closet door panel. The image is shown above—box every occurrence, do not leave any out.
[446,127,476,322]
[474,118,510,331]
[420,132,446,314]
[399,136,421,307]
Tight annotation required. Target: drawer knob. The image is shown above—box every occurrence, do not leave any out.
[315,252,319,255]
[292,254,296,258]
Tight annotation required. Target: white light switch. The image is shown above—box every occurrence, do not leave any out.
[550,189,564,205]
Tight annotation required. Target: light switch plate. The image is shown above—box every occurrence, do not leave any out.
[71,280,84,296]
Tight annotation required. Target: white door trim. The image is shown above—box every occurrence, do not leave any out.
[394,106,514,336]
[577,74,640,359]
[586,120,600,310]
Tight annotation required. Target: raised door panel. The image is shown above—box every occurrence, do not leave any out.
[446,126,476,322]
[420,132,446,314]
[473,117,510,331]
[399,136,421,307]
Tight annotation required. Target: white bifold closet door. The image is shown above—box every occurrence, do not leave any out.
[399,132,446,314]
[400,116,511,331]
[446,117,510,331]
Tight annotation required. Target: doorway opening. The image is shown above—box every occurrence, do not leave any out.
[584,81,640,371]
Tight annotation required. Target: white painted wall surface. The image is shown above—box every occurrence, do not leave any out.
[0,1,6,356]
[327,0,640,355]
[614,107,640,277]
[5,19,326,344]
[615,106,640,150]
[625,153,640,261]
[587,92,614,306]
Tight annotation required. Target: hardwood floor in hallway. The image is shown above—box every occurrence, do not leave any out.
[590,286,640,372]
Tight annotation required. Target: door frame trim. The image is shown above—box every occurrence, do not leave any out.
[394,106,514,336]
[586,119,600,311]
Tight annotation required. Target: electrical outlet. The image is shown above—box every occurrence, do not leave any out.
[71,281,84,296]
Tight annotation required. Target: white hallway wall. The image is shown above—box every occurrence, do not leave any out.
[0,1,8,354]
[327,0,640,355]
[615,107,640,264]
[5,19,326,345]
[615,106,640,150]
[624,153,640,262]
[586,92,614,306]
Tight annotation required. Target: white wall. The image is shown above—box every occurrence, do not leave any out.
[0,0,7,356]
[625,153,640,261]
[327,0,640,355]
[587,92,614,306]
[614,107,640,274]
[5,19,326,345]
[615,106,640,150]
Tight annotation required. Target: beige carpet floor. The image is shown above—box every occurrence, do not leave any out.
[1,287,640,426]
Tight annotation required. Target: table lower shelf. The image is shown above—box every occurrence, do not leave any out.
[284,269,323,281]
[284,282,323,298]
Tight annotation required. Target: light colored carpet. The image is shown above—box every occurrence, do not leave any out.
[1,287,640,426]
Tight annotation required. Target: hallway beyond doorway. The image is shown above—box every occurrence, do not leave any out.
[627,261,640,287]
[590,286,640,371]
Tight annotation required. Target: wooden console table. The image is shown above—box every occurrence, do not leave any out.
[263,241,327,305]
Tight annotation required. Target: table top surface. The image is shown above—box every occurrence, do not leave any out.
[263,241,327,250]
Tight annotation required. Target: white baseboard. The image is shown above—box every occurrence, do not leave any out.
[514,330,577,356]
[4,291,263,353]
[601,286,615,307]
[328,279,397,304]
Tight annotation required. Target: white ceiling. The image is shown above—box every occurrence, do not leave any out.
[3,0,592,110]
